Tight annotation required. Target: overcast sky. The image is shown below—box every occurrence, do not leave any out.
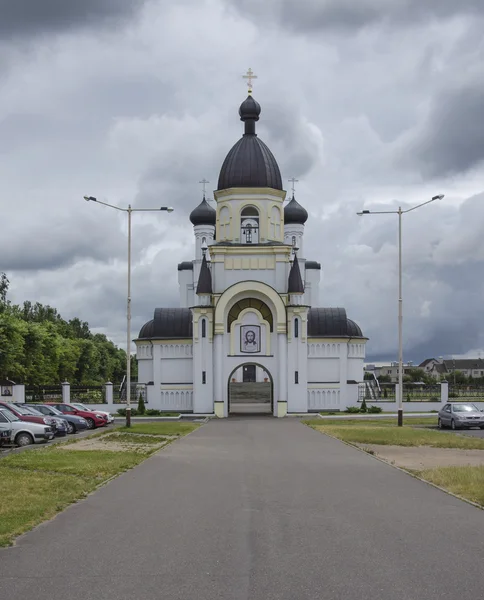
[1,0,484,363]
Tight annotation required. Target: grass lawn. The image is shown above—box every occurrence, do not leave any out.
[416,466,484,507]
[307,417,437,427]
[305,420,484,449]
[0,422,200,547]
[118,422,199,436]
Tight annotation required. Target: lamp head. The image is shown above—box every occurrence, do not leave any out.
[432,194,445,201]
[160,206,174,212]
[357,210,370,216]
[83,195,96,202]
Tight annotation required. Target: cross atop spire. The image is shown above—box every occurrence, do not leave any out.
[242,68,258,94]
[199,178,209,197]
[288,177,299,195]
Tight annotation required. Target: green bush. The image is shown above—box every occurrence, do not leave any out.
[345,406,361,413]
[406,393,411,402]
[145,409,161,416]
[360,398,368,413]
[383,388,388,399]
[368,405,383,414]
[429,396,440,402]
[137,393,146,415]
[116,408,139,417]
[449,392,458,398]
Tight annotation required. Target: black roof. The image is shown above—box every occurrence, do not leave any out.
[284,195,308,224]
[177,261,193,271]
[217,95,282,191]
[305,261,321,270]
[189,197,216,226]
[196,254,212,295]
[288,255,304,294]
[138,308,193,340]
[308,308,364,337]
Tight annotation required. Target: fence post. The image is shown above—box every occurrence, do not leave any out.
[105,381,113,405]
[440,380,448,404]
[62,381,70,403]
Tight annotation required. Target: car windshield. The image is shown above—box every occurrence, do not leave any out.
[453,404,479,412]
[22,406,43,416]
[72,403,88,410]
[0,408,21,422]
[4,403,31,415]
[46,406,63,416]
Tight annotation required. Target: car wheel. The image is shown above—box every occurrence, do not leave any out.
[85,418,95,430]
[15,432,34,447]
[438,418,443,429]
[66,422,75,434]
[451,419,457,430]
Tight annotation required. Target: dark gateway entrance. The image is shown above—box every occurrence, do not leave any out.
[228,364,272,415]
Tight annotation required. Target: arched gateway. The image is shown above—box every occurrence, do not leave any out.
[135,86,367,417]
[228,363,273,415]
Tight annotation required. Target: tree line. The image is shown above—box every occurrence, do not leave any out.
[0,273,134,385]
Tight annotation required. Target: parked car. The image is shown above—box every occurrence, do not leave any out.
[21,405,68,437]
[438,402,484,430]
[0,401,58,433]
[46,403,107,429]
[0,407,55,446]
[0,413,13,446]
[70,402,114,424]
[24,404,88,434]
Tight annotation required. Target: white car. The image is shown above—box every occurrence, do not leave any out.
[70,403,114,424]
[0,408,55,446]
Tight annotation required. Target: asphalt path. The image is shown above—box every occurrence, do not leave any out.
[1,417,484,599]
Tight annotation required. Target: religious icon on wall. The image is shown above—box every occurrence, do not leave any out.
[1,386,12,396]
[240,325,260,353]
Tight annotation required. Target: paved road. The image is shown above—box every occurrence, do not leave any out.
[1,418,484,599]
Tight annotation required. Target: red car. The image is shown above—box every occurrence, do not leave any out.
[46,403,108,429]
[0,401,57,429]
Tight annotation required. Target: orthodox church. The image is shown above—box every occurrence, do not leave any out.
[136,85,367,417]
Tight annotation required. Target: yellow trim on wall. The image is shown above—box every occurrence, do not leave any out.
[150,339,192,345]
[214,187,287,201]
[214,281,287,335]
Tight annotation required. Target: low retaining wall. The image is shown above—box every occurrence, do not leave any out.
[359,401,484,412]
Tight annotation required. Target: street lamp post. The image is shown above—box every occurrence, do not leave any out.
[84,196,174,427]
[357,194,444,427]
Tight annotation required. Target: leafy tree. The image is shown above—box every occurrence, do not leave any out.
[0,275,128,385]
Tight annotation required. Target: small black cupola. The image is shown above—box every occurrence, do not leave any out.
[189,196,216,226]
[284,194,308,225]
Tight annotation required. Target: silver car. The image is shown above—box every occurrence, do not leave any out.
[438,402,484,430]
[0,407,55,446]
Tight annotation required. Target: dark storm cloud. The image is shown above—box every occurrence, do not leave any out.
[0,0,147,38]
[402,81,484,178]
[227,0,484,33]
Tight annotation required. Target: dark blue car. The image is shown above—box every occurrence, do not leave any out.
[24,404,88,434]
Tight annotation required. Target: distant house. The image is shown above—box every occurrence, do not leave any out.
[419,358,484,380]
[364,362,414,383]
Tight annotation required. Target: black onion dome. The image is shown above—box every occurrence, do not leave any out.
[189,197,216,226]
[138,308,193,340]
[217,95,283,191]
[239,95,261,121]
[308,308,364,337]
[284,195,308,225]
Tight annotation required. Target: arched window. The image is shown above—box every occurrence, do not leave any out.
[240,206,259,244]
[201,319,206,338]
[294,318,299,338]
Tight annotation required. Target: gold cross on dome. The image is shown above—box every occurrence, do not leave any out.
[242,68,258,94]
[288,177,299,194]
[199,179,209,196]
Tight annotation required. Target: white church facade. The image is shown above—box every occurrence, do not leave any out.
[136,91,367,416]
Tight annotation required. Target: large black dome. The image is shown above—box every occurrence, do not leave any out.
[217,95,283,191]
[189,197,216,226]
